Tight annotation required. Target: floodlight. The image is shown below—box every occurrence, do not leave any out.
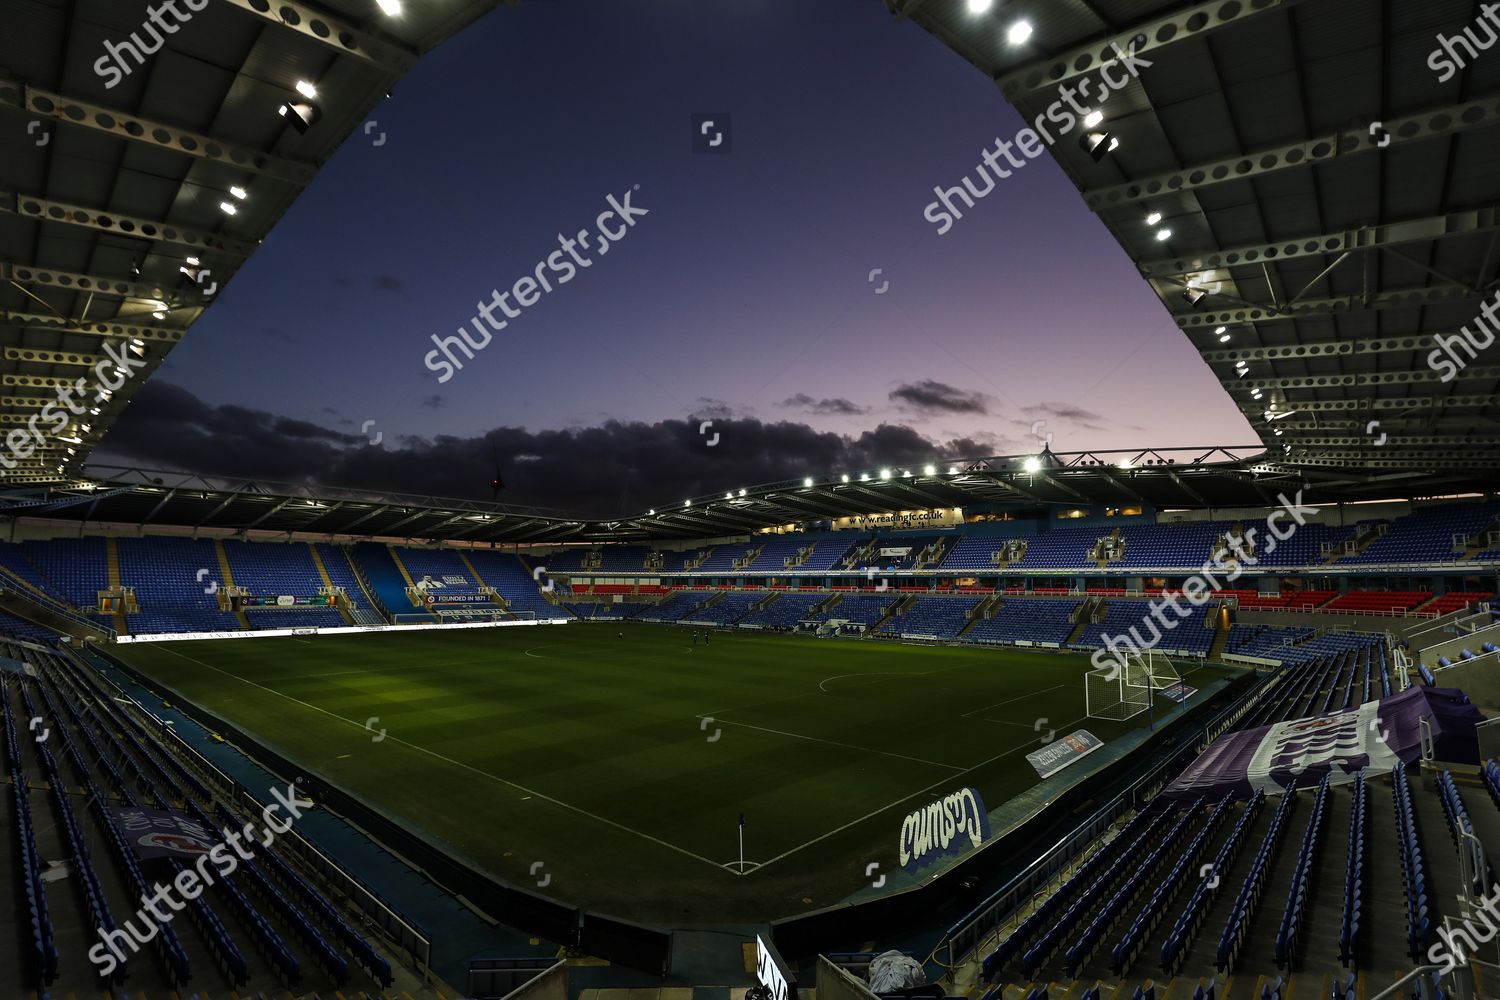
[295,80,318,99]
[923,464,936,475]
[1006,20,1033,45]
[377,0,402,14]
[278,99,322,133]
[1083,110,1104,129]
[218,201,237,215]
[1155,228,1172,242]
[1023,456,1043,473]
[1145,212,1162,226]
[879,468,891,480]
[966,0,993,13]
[229,186,248,200]
[1183,286,1208,307]
[803,477,813,487]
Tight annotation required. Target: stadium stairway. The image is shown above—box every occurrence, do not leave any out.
[105,538,128,634]
[352,543,436,621]
[305,542,357,626]
[212,539,251,630]
[456,550,491,592]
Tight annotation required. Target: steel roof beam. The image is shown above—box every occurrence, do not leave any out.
[1201,334,1459,363]
[994,0,1309,98]
[1085,93,1500,211]
[1173,284,1485,327]
[1228,365,1500,390]
[0,262,176,303]
[1,312,187,346]
[1140,208,1500,280]
[1,81,316,184]
[1,192,258,258]
[213,0,419,74]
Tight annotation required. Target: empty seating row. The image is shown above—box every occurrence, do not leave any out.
[1272,776,1330,967]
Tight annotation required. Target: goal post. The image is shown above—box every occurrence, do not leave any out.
[1086,650,1182,721]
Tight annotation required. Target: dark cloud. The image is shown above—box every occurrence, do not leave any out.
[419,394,445,410]
[781,393,868,416]
[889,380,990,415]
[96,382,988,518]
[375,274,403,293]
[1022,402,1108,431]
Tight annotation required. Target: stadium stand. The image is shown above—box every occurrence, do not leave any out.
[116,537,244,635]
[875,596,979,639]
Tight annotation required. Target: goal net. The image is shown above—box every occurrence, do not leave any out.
[1086,650,1182,721]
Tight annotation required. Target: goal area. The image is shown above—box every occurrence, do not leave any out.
[1085,650,1182,721]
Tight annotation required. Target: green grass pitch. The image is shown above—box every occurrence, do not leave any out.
[115,623,1229,922]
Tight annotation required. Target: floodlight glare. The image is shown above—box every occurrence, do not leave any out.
[1023,456,1043,473]
[879,468,891,480]
[295,80,318,99]
[1145,212,1162,226]
[965,0,993,13]
[377,0,402,14]
[923,464,936,476]
[1155,228,1172,242]
[803,477,813,487]
[229,186,248,200]
[1006,20,1033,45]
[1083,110,1104,129]
[219,201,238,215]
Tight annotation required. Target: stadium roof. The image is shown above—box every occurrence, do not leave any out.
[889,0,1500,472]
[0,0,513,484]
[4,448,1491,543]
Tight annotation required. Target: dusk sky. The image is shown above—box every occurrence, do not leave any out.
[100,0,1255,514]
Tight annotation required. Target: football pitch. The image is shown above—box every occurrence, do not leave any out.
[115,623,1231,922]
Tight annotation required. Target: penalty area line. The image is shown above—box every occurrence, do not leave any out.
[150,645,727,872]
[750,713,1089,875]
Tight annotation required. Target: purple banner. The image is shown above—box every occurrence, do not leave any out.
[1164,685,1484,801]
[110,807,218,860]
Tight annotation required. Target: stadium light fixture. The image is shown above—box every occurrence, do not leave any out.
[879,468,891,480]
[1082,110,1104,129]
[966,0,993,13]
[1145,212,1162,226]
[377,0,402,14]
[841,474,850,483]
[1182,286,1208,308]
[1006,20,1033,45]
[1155,228,1172,242]
[1023,456,1043,473]
[948,466,959,475]
[1216,326,1230,342]
[648,509,655,515]
[803,477,813,487]
[739,488,747,497]
[923,464,936,476]
[295,80,318,99]
[218,201,238,215]
[726,492,734,500]
[1081,131,1118,162]
[859,473,870,482]
[278,97,322,134]
[684,499,691,507]
[229,186,248,201]
[186,256,200,266]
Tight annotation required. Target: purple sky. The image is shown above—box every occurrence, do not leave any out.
[102,0,1254,509]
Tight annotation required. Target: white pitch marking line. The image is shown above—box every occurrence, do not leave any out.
[699,715,963,771]
[151,645,727,872]
[750,713,1091,874]
[959,683,1065,718]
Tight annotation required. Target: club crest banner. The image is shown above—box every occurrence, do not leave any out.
[1164,685,1483,800]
